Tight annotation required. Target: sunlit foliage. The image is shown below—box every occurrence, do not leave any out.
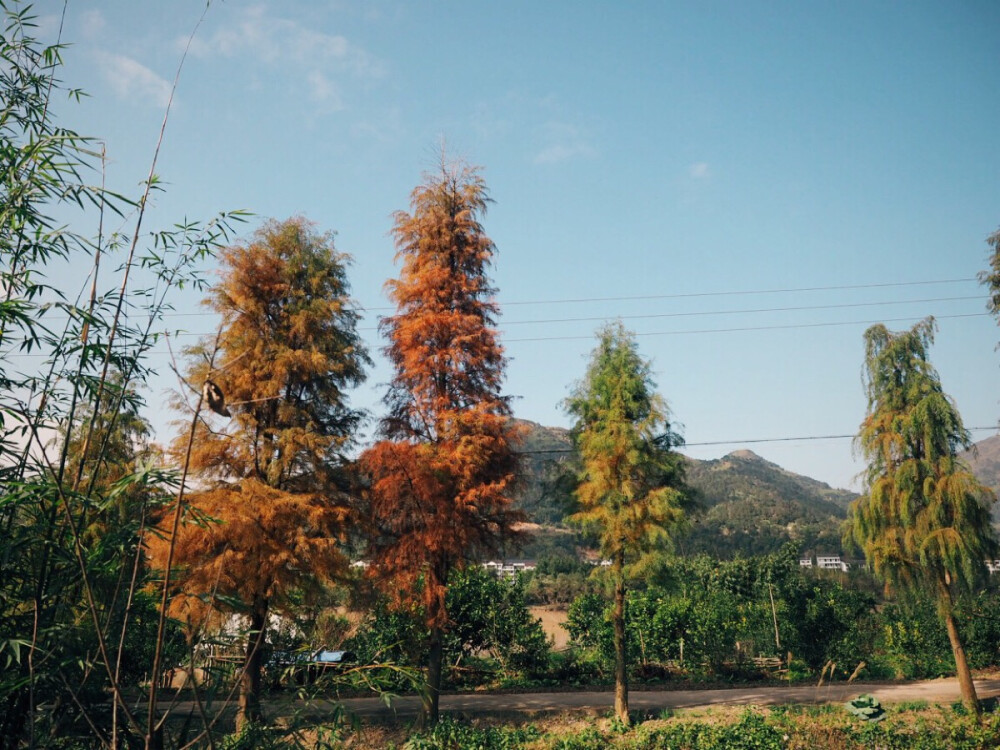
[360,158,520,724]
[978,226,1000,326]
[564,321,689,723]
[151,217,368,727]
[847,317,997,712]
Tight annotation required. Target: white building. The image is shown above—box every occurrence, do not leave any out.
[483,560,536,578]
[816,554,850,572]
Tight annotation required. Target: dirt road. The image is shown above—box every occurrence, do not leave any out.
[312,677,1000,720]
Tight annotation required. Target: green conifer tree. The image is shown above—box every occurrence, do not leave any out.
[565,322,688,724]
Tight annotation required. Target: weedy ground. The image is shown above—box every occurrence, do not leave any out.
[270,700,1000,749]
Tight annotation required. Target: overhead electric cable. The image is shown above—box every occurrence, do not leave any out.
[80,276,976,319]
[100,294,989,337]
[503,312,991,343]
[363,276,980,312]
[444,294,984,328]
[5,311,991,359]
[517,425,999,454]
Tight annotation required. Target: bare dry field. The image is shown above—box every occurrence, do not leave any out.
[529,606,569,651]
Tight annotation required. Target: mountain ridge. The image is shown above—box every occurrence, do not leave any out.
[512,419,858,557]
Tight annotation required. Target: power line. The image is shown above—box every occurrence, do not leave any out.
[517,425,999,454]
[51,276,978,319]
[67,293,989,337]
[363,276,980,312]
[504,312,991,343]
[5,311,991,359]
[480,294,984,328]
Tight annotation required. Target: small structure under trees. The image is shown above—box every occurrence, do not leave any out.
[846,317,997,714]
[149,217,369,729]
[565,322,689,725]
[360,158,521,725]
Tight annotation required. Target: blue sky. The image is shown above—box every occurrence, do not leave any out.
[25,0,1000,490]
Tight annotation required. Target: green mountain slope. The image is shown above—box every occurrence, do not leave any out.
[513,420,859,558]
[960,434,1000,522]
[514,420,575,525]
[679,450,856,558]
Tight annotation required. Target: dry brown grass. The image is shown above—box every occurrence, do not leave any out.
[528,606,570,651]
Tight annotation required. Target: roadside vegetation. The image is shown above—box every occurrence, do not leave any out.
[222,703,1000,750]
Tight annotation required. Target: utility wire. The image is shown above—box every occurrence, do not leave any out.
[6,311,991,359]
[517,425,999,454]
[504,312,991,343]
[363,276,980,312]
[73,294,989,338]
[61,275,979,319]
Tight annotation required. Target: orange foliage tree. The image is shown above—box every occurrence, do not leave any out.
[360,160,521,724]
[148,217,369,727]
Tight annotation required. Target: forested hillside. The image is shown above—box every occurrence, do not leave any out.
[961,434,1000,522]
[680,450,855,557]
[513,420,858,558]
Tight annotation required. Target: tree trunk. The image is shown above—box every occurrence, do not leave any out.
[237,595,268,731]
[422,624,444,727]
[938,582,979,716]
[612,552,629,725]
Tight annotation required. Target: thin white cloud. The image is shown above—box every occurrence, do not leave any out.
[81,9,105,40]
[31,14,62,40]
[94,51,172,108]
[533,122,596,165]
[534,143,582,164]
[185,4,382,107]
[306,70,343,107]
[689,162,711,179]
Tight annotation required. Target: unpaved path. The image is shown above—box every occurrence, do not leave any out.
[313,677,1000,720]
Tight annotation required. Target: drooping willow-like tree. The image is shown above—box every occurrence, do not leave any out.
[847,317,997,714]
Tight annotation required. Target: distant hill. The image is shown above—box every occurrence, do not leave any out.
[513,420,575,525]
[512,420,859,558]
[961,434,1000,522]
[679,450,856,558]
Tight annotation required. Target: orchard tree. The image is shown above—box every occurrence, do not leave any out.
[150,217,369,728]
[565,322,689,724]
[360,159,520,725]
[846,318,997,714]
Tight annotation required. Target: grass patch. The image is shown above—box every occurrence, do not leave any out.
[321,701,1000,749]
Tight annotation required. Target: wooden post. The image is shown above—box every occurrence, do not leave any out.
[768,583,781,651]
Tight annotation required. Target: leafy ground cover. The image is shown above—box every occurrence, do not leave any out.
[314,701,1000,749]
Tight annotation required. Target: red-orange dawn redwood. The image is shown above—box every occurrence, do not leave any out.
[361,160,521,725]
[149,218,368,729]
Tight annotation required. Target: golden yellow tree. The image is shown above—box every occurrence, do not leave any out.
[360,160,520,725]
[149,217,368,727]
[565,322,688,724]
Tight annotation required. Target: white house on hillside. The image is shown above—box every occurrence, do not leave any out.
[816,554,850,572]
